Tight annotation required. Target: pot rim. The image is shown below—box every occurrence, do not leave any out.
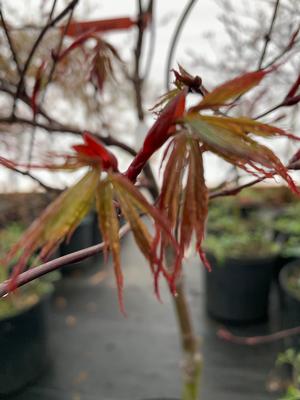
[279,259,300,301]
[0,284,54,323]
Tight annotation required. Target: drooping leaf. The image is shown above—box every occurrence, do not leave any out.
[95,180,123,313]
[196,115,300,141]
[54,31,96,62]
[190,69,272,112]
[185,114,299,194]
[5,169,100,285]
[126,89,187,182]
[110,173,180,295]
[158,134,210,283]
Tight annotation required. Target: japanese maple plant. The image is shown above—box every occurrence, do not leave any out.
[1,1,300,400]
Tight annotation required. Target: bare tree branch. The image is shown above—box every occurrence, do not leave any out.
[0,6,21,76]
[12,0,80,116]
[165,0,198,91]
[258,0,281,69]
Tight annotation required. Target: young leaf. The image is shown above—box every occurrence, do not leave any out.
[159,134,210,281]
[126,89,187,182]
[185,114,299,194]
[190,69,272,112]
[73,132,118,171]
[31,61,47,117]
[111,173,180,294]
[196,115,300,141]
[5,169,100,285]
[96,180,124,313]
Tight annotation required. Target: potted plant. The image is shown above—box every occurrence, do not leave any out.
[274,203,300,280]
[279,260,300,334]
[0,223,56,396]
[276,348,300,399]
[204,208,280,324]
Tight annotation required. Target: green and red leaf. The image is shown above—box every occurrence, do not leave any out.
[185,114,299,195]
[5,169,100,286]
[196,115,300,141]
[96,180,123,313]
[190,69,272,112]
[159,134,210,282]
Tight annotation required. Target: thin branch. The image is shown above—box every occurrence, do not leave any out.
[0,6,21,76]
[218,326,300,346]
[11,0,79,116]
[165,0,198,91]
[1,162,61,192]
[133,0,146,121]
[258,0,280,70]
[0,115,137,155]
[254,103,282,120]
[26,3,75,169]
[0,79,55,124]
[0,223,131,298]
[47,0,58,23]
[209,177,264,200]
[0,115,159,198]
[142,0,155,81]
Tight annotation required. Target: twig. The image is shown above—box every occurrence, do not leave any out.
[0,115,136,155]
[142,0,155,81]
[165,0,198,91]
[1,162,61,192]
[218,326,300,346]
[0,78,55,124]
[258,0,280,69]
[26,3,75,169]
[133,0,146,121]
[11,0,79,117]
[0,115,159,198]
[254,103,282,120]
[209,177,264,200]
[47,0,58,23]
[0,223,131,298]
[0,6,21,76]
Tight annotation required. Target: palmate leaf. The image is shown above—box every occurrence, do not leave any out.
[159,134,209,283]
[190,69,272,112]
[4,169,100,285]
[185,114,299,194]
[97,173,180,302]
[95,180,123,312]
[197,115,300,141]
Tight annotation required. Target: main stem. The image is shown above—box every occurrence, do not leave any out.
[173,281,203,400]
[166,250,203,400]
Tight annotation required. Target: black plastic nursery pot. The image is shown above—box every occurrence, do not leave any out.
[60,213,94,275]
[0,292,51,397]
[279,260,300,331]
[205,255,275,324]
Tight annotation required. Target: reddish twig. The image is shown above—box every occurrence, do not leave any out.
[0,223,131,298]
[218,326,300,346]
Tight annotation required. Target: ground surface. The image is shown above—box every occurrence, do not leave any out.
[10,232,287,400]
